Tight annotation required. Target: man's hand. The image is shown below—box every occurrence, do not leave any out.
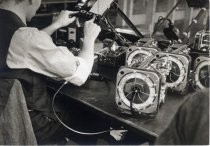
[53,10,78,29]
[83,17,101,42]
[42,10,78,35]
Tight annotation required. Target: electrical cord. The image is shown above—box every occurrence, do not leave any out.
[126,80,150,116]
[52,81,112,135]
[130,92,138,116]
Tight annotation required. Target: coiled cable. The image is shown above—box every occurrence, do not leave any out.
[52,81,112,135]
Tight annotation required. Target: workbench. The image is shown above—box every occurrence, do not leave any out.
[48,75,189,143]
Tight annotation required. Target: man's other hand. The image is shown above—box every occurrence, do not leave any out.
[84,16,101,42]
[53,10,78,29]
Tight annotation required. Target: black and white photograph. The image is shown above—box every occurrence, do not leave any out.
[0,0,209,145]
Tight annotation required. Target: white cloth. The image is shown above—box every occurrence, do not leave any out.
[6,27,90,86]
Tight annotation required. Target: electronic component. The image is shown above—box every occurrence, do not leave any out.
[126,45,191,94]
[194,30,210,52]
[116,43,192,117]
[54,27,81,55]
[143,55,170,103]
[191,30,210,90]
[126,46,159,67]
[54,27,77,46]
[159,53,191,94]
[73,0,114,24]
[164,44,192,93]
[97,43,127,67]
[115,67,161,117]
[125,50,170,104]
[193,56,210,89]
[167,44,191,55]
[72,10,103,24]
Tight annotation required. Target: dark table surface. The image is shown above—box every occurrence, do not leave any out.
[48,78,191,142]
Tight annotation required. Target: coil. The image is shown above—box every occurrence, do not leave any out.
[194,56,210,89]
[115,67,161,116]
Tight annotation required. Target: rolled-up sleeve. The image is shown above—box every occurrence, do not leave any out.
[64,57,90,86]
[6,27,90,86]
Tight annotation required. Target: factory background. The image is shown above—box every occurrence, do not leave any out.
[117,0,207,33]
[40,0,208,37]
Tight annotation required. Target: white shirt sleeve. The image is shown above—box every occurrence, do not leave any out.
[6,27,91,86]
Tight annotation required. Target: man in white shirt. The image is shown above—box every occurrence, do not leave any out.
[0,0,101,144]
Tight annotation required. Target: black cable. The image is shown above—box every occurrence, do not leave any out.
[130,92,138,116]
[52,81,112,135]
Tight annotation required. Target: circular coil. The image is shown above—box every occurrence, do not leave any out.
[194,60,210,89]
[127,49,154,67]
[117,72,156,111]
[162,56,186,88]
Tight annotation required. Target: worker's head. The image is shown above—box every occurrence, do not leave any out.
[0,0,41,21]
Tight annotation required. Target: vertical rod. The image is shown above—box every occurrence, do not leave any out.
[181,8,207,43]
[152,0,182,37]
